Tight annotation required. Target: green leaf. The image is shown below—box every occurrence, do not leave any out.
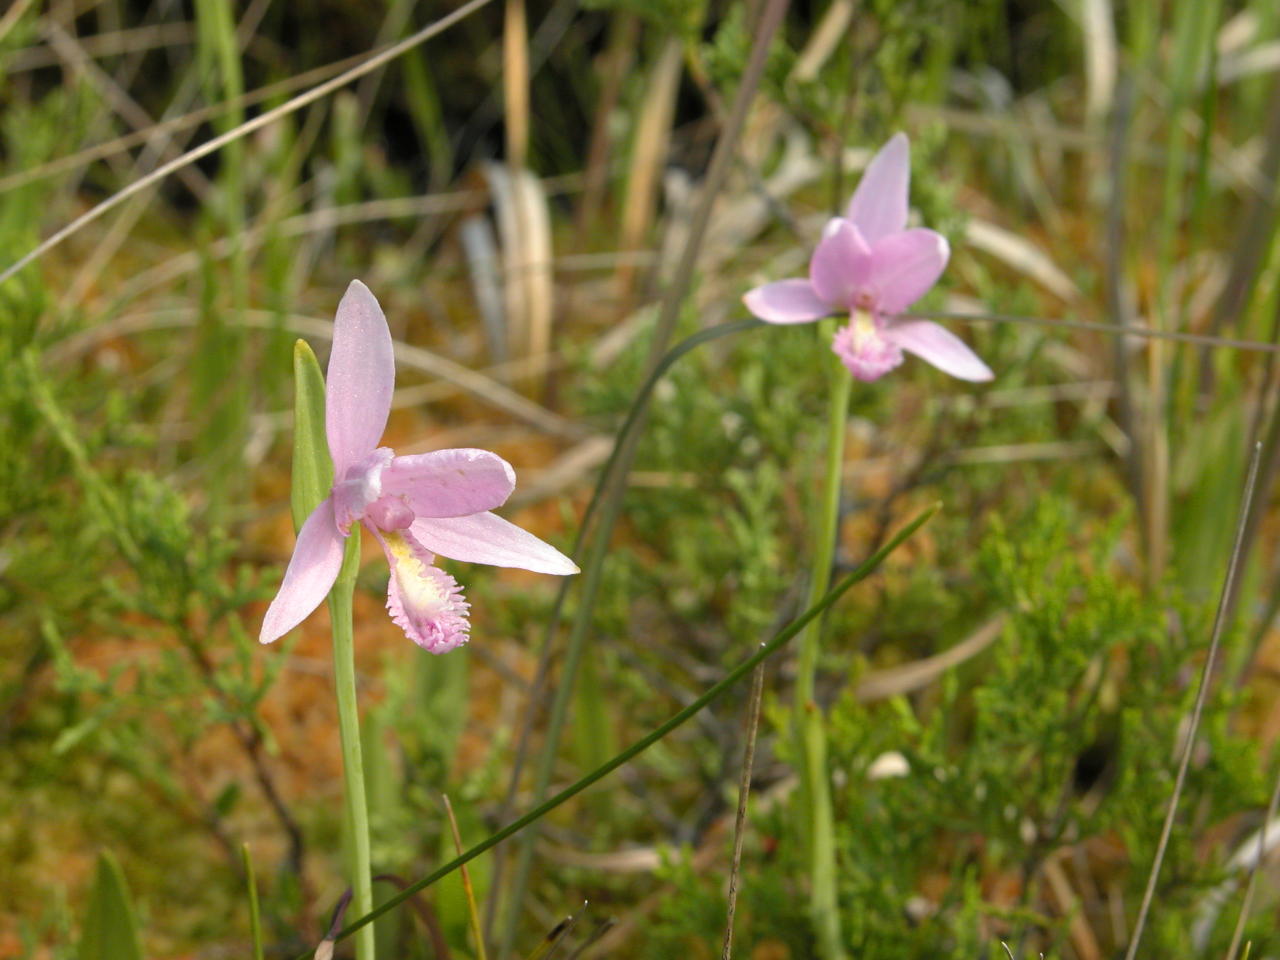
[291,339,332,533]
[78,851,143,960]
[434,798,492,944]
[573,651,617,781]
[414,646,469,776]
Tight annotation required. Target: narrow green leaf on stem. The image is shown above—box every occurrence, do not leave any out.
[241,844,264,960]
[297,503,938,958]
[78,851,143,960]
[291,340,332,531]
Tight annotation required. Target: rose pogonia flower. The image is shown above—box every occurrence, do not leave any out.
[743,133,992,382]
[260,280,578,652]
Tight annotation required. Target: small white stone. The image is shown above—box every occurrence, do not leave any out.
[867,751,911,780]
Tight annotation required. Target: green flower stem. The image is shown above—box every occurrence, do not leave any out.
[328,527,375,960]
[796,321,851,960]
[294,504,939,960]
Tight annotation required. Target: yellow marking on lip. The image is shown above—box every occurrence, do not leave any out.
[850,308,878,347]
[385,532,449,616]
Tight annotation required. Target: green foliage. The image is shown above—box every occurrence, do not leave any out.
[642,496,1269,957]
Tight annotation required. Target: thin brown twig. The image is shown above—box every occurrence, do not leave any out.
[907,310,1280,354]
[443,795,489,960]
[174,622,309,885]
[721,660,765,960]
[1123,441,1264,960]
[6,21,198,70]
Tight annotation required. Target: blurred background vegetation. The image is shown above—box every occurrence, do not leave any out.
[4,0,1280,956]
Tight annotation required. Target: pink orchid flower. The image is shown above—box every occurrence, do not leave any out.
[260,280,578,652]
[743,133,992,382]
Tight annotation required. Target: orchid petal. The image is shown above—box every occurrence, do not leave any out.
[885,320,993,382]
[809,219,873,308]
[259,498,345,644]
[868,229,949,314]
[381,449,516,518]
[846,132,910,244]
[332,447,394,535]
[742,279,832,324]
[410,512,579,575]
[374,528,471,653]
[326,280,395,474]
[831,318,904,382]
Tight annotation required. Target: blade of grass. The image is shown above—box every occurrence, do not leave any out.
[1123,441,1263,960]
[294,502,939,959]
[402,47,453,194]
[1200,74,1280,390]
[1105,75,1144,536]
[193,0,250,492]
[354,0,415,119]
[574,13,638,237]
[241,844,264,960]
[615,36,683,299]
[1145,0,1224,584]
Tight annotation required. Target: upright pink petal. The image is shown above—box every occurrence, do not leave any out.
[381,449,516,518]
[809,219,873,308]
[259,498,346,643]
[867,229,950,314]
[845,133,910,245]
[743,279,832,325]
[885,320,993,382]
[326,280,395,474]
[410,512,579,575]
